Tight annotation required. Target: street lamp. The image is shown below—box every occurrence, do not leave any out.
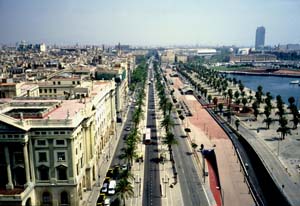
[162,177,169,198]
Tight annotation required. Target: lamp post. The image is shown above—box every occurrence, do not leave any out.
[162,177,169,198]
[201,151,206,183]
[277,137,281,156]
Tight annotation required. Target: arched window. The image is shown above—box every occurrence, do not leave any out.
[42,192,52,206]
[38,165,49,180]
[57,165,67,180]
[60,191,69,205]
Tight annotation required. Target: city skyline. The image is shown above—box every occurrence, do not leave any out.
[0,0,300,46]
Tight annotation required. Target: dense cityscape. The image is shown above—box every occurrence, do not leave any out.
[1,1,300,206]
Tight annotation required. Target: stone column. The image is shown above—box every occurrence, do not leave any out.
[4,146,14,189]
[28,140,35,182]
[23,143,31,184]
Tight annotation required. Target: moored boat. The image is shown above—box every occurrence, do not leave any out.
[290,80,299,84]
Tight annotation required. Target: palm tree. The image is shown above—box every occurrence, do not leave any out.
[166,101,173,115]
[264,105,271,118]
[162,131,178,151]
[234,91,240,102]
[228,89,233,103]
[242,97,248,112]
[213,97,218,107]
[116,178,134,206]
[263,117,273,129]
[277,117,291,140]
[161,114,175,134]
[288,96,295,108]
[218,103,224,114]
[119,145,137,166]
[207,94,212,103]
[119,169,134,181]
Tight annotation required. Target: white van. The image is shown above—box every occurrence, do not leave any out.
[107,180,116,195]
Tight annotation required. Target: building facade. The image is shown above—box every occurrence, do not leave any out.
[255,26,266,50]
[0,80,116,206]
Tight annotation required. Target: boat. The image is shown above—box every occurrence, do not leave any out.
[290,80,299,84]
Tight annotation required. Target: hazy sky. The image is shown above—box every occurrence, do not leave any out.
[0,0,300,46]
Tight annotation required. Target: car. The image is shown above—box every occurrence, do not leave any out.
[121,163,128,171]
[107,180,116,195]
[97,193,106,205]
[101,182,108,193]
[125,126,131,131]
[112,166,120,179]
[103,177,110,184]
[106,169,113,179]
[104,197,111,206]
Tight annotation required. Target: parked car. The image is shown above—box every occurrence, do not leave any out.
[107,180,116,195]
[97,193,106,205]
[104,197,111,206]
[101,182,108,193]
[106,168,113,179]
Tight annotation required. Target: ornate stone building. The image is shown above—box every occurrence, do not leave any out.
[0,80,116,206]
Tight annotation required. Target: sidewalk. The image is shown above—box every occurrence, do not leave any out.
[82,101,131,205]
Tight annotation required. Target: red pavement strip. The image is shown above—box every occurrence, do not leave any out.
[207,160,222,206]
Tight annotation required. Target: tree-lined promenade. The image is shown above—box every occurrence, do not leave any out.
[178,63,299,140]
[116,60,148,206]
[175,62,300,206]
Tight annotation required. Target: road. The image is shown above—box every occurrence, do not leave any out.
[157,66,209,206]
[142,64,162,206]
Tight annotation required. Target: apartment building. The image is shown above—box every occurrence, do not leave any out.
[0,80,116,206]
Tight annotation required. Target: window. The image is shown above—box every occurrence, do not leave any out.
[57,152,66,161]
[42,192,52,204]
[37,139,46,146]
[77,81,80,84]
[38,165,49,180]
[39,89,42,93]
[61,191,69,205]
[58,81,61,85]
[60,131,66,135]
[53,81,56,85]
[38,152,47,162]
[72,81,75,85]
[44,89,47,93]
[57,165,67,180]
[49,89,52,93]
[54,89,57,93]
[55,139,66,146]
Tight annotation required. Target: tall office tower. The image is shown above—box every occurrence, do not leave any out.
[255,26,266,49]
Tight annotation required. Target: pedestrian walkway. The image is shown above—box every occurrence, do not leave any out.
[168,69,255,206]
[153,85,185,206]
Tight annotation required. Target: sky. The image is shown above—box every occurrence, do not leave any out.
[0,0,300,46]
